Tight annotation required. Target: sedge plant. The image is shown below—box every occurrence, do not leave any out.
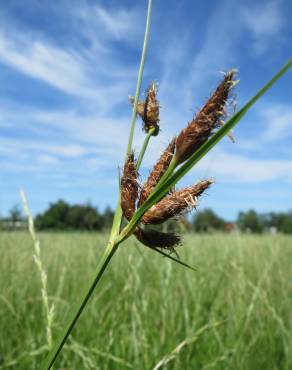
[41,0,292,368]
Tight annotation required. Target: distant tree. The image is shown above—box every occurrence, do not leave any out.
[193,209,225,232]
[280,213,292,234]
[267,211,292,234]
[101,206,114,229]
[9,205,22,224]
[82,204,102,230]
[35,200,70,230]
[237,209,263,233]
[35,200,104,231]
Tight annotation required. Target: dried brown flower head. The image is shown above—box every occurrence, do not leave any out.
[120,152,138,221]
[121,72,237,253]
[175,70,237,164]
[129,82,160,135]
[134,227,181,251]
[141,179,213,224]
[138,138,176,207]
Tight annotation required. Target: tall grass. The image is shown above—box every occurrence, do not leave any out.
[0,232,291,369]
[13,0,290,365]
[20,190,55,352]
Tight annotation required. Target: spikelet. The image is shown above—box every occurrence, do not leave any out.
[138,138,176,207]
[120,152,138,221]
[129,82,160,135]
[134,227,181,251]
[141,179,213,224]
[175,70,237,164]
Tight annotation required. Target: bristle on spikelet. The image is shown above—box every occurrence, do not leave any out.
[141,179,213,224]
[138,138,176,207]
[120,152,138,221]
[175,70,237,164]
[129,82,160,135]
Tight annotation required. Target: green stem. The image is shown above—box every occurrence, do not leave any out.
[41,1,154,369]
[41,241,119,369]
[126,0,153,156]
[136,127,155,169]
[112,0,153,238]
[155,156,177,187]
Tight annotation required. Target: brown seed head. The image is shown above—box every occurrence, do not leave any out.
[175,70,237,164]
[129,82,160,135]
[138,138,176,207]
[134,227,181,251]
[141,179,214,224]
[120,152,138,221]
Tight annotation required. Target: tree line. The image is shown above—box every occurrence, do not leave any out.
[0,200,114,231]
[1,200,292,234]
[193,209,292,234]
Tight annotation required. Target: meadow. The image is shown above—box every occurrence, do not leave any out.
[0,232,291,369]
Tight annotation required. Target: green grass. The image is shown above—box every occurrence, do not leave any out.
[0,232,291,369]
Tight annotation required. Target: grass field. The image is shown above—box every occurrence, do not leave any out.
[0,232,291,369]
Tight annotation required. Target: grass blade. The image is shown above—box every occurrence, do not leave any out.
[148,246,197,271]
[40,242,118,369]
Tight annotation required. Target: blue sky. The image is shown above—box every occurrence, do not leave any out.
[0,0,291,220]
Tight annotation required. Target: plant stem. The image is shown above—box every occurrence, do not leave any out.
[41,242,119,370]
[111,0,153,239]
[155,156,177,187]
[126,0,153,156]
[41,2,154,368]
[136,127,155,169]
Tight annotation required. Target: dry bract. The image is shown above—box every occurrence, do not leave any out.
[129,82,160,135]
[138,138,176,207]
[175,70,237,164]
[141,180,213,224]
[134,227,181,250]
[121,152,138,221]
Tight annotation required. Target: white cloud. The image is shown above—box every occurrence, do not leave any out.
[241,0,284,54]
[0,5,137,107]
[261,104,292,142]
[158,0,241,121]
[194,148,292,183]
[73,2,141,45]
[95,6,138,40]
[0,31,96,97]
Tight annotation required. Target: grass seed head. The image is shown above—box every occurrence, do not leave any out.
[141,179,214,224]
[121,152,138,221]
[175,70,237,164]
[129,82,160,135]
[138,138,176,207]
[134,227,181,251]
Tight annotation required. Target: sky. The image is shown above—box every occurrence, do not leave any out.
[0,0,291,220]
